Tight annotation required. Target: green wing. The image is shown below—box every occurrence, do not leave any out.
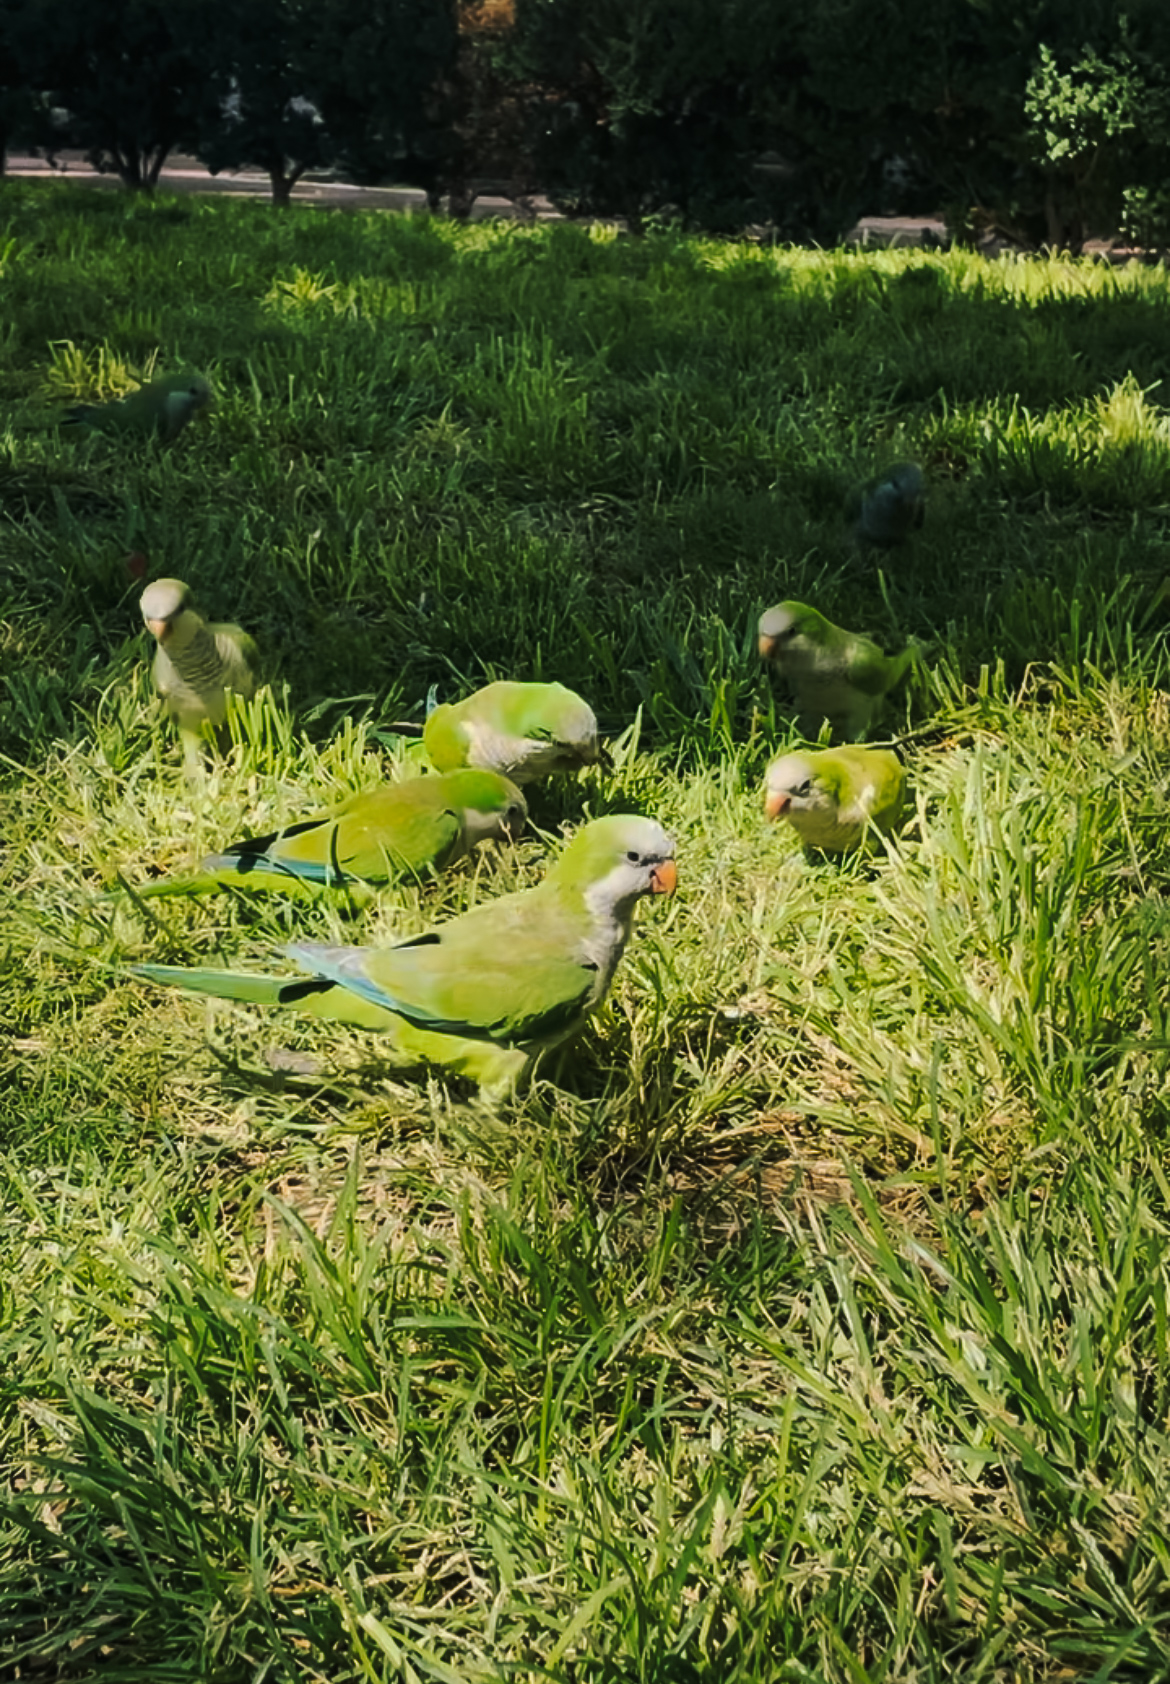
[241,786,460,884]
[211,624,258,694]
[289,890,596,1044]
[843,637,912,698]
[422,704,466,771]
[334,786,461,879]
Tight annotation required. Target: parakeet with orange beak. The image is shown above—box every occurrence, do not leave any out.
[131,815,678,1097]
[765,746,905,851]
[758,601,919,741]
[141,577,257,771]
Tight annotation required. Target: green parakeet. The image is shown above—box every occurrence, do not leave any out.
[131,814,677,1097]
[423,681,600,783]
[851,461,925,547]
[141,577,258,771]
[63,371,213,443]
[139,770,528,896]
[765,746,906,851]
[757,600,919,741]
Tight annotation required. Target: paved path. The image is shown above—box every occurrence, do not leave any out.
[5,150,937,238]
[9,150,1135,255]
[3,149,556,220]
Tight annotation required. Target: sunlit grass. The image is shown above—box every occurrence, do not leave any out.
[4,185,1170,1681]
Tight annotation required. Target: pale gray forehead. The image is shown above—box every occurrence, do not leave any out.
[759,605,794,637]
[566,701,598,736]
[766,754,815,787]
[140,578,190,618]
[622,817,674,855]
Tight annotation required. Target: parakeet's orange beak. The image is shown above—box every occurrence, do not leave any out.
[758,633,778,660]
[650,859,677,896]
[145,618,171,642]
[764,789,790,819]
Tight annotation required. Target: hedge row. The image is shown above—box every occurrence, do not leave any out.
[2,0,1169,244]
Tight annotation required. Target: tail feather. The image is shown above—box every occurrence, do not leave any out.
[129,962,400,1030]
[129,856,373,899]
[129,962,299,1005]
[128,964,535,1093]
[204,850,337,887]
[132,873,229,899]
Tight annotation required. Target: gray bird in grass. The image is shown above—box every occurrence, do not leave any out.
[851,461,925,547]
[64,371,213,444]
[758,600,920,742]
[141,578,258,772]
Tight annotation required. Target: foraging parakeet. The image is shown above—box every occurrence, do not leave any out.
[141,577,258,771]
[63,371,213,444]
[851,461,925,547]
[423,681,600,783]
[765,746,906,851]
[131,814,677,1097]
[757,600,919,741]
[139,770,528,896]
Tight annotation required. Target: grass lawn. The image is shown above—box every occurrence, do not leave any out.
[3,183,1170,1681]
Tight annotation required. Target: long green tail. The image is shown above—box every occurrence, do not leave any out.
[130,962,298,1003]
[130,863,375,903]
[128,963,399,1029]
[129,964,534,1095]
[132,874,239,899]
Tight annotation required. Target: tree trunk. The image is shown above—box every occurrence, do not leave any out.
[269,160,307,207]
[98,145,149,190]
[144,144,170,190]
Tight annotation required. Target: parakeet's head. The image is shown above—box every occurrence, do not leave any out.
[160,372,213,409]
[764,751,833,821]
[758,601,826,661]
[141,577,195,644]
[447,771,529,844]
[887,461,924,499]
[510,683,601,768]
[553,814,677,909]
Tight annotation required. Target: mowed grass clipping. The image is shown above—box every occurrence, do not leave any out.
[3,182,1170,1681]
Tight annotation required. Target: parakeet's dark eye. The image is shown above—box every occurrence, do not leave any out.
[626,849,641,863]
[796,780,812,796]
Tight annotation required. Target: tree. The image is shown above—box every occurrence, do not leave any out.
[493,0,1170,245]
[6,0,228,191]
[500,0,800,233]
[192,0,459,209]
[306,0,460,200]
[0,2,38,176]
[788,0,1170,248]
[1025,30,1170,248]
[195,0,335,207]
